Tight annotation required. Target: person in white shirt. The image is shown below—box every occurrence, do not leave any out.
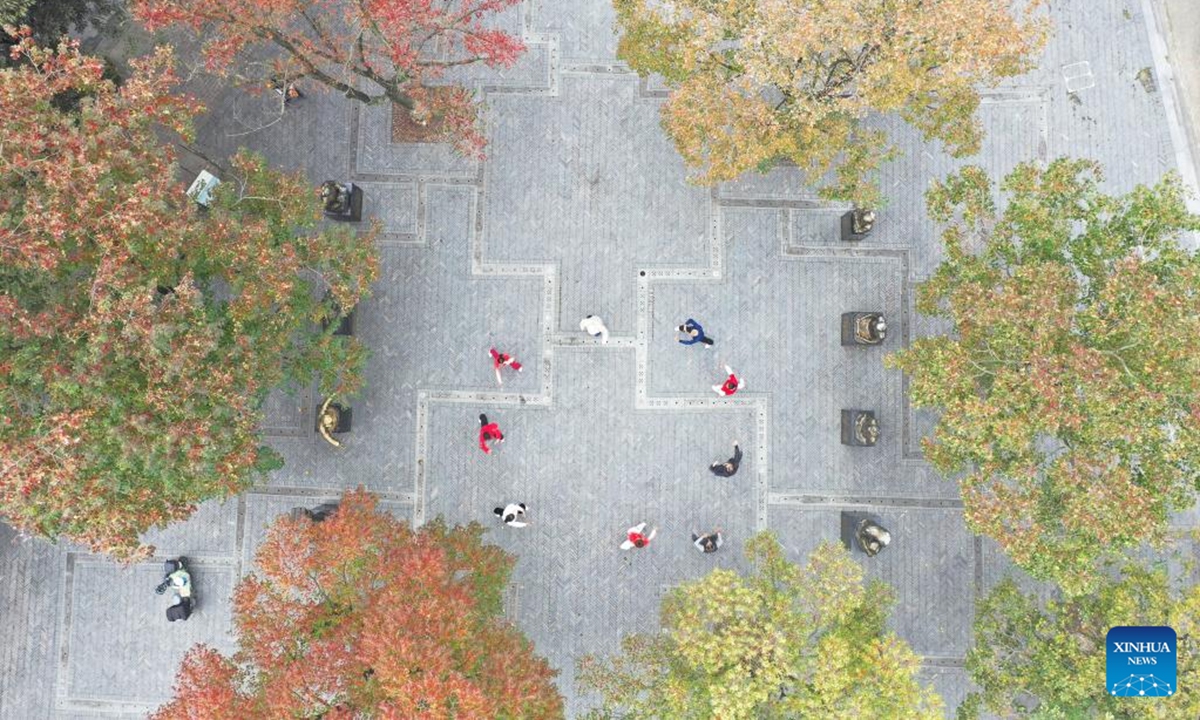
[579,315,609,343]
[493,503,529,527]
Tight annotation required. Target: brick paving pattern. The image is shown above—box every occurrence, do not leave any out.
[3,0,1199,717]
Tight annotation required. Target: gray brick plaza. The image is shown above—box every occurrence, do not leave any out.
[3,0,1200,717]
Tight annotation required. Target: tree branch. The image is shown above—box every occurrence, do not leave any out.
[259,28,377,104]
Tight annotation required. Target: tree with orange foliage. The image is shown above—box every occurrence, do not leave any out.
[131,0,526,157]
[153,489,564,719]
[614,0,1048,206]
[0,34,378,559]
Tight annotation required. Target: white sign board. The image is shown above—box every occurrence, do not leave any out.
[185,170,220,207]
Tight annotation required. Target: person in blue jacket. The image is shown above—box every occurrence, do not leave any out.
[677,318,714,347]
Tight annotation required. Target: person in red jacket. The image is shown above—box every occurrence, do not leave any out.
[479,414,504,454]
[620,522,658,550]
[488,347,523,385]
[712,365,743,396]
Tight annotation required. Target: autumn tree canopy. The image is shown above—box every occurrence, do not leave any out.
[131,0,526,157]
[960,569,1200,718]
[887,159,1200,595]
[613,0,1047,205]
[0,35,378,558]
[577,533,942,719]
[153,489,564,719]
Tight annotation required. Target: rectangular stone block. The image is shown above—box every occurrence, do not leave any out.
[841,409,879,446]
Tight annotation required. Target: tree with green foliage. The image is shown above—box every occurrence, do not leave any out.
[0,35,379,559]
[612,0,1047,205]
[961,568,1200,719]
[886,159,1200,595]
[577,533,942,719]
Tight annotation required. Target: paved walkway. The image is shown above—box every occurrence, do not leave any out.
[1151,0,1200,216]
[3,0,1199,717]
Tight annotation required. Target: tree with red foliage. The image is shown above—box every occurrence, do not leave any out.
[153,489,563,719]
[131,0,526,157]
[0,34,378,559]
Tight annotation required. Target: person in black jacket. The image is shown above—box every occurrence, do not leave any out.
[692,529,724,553]
[709,442,742,477]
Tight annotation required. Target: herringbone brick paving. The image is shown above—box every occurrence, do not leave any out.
[3,0,1199,717]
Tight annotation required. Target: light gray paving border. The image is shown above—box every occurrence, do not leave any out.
[334,15,922,547]
[1142,0,1200,218]
[172,42,994,716]
[238,492,413,575]
[768,494,963,508]
[778,208,932,463]
[244,484,414,505]
[513,4,562,98]
[504,583,521,621]
[60,9,1173,714]
[49,481,417,715]
[637,76,668,99]
[364,54,981,672]
[9,4,1199,718]
[401,113,774,529]
[981,85,1051,160]
[53,555,235,716]
[354,180,422,246]
[52,554,78,716]
[258,382,313,437]
[922,657,967,668]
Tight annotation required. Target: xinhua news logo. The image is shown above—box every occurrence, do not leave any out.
[1107,626,1177,698]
